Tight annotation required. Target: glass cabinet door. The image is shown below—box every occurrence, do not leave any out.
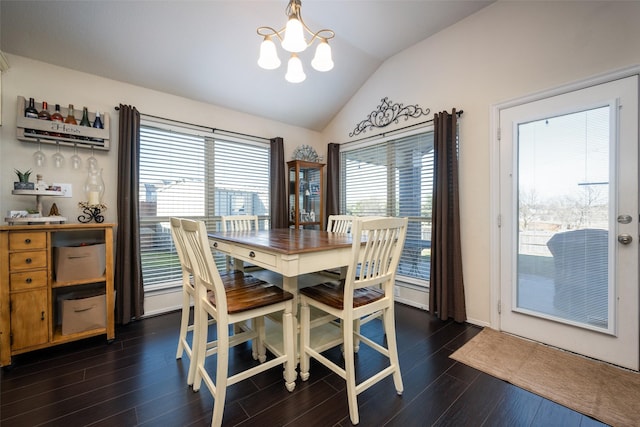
[288,160,325,230]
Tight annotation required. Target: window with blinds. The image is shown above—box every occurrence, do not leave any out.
[340,130,435,286]
[139,121,270,289]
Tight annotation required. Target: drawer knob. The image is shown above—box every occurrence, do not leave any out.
[249,251,256,258]
[25,238,31,244]
[213,242,218,248]
[26,258,32,264]
[26,277,32,284]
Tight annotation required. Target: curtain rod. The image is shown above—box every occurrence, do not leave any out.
[343,109,463,146]
[114,106,271,142]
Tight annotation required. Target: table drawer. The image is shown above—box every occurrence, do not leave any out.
[10,270,48,291]
[9,250,48,271]
[9,232,47,251]
[239,247,277,268]
[210,239,232,254]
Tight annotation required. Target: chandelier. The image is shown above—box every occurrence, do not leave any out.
[257,0,335,83]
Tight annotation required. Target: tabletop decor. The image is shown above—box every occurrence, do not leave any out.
[292,144,319,162]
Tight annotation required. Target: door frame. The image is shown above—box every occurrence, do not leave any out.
[489,65,640,330]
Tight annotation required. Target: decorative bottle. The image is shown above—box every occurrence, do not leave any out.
[51,104,64,122]
[93,111,104,129]
[24,97,38,118]
[38,101,51,120]
[79,107,91,126]
[65,104,78,125]
[50,104,64,137]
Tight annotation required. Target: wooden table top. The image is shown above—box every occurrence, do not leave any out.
[208,228,354,255]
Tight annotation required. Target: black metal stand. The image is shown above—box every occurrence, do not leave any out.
[78,204,105,223]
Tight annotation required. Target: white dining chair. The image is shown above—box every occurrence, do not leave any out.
[170,217,264,377]
[299,217,408,425]
[221,215,259,271]
[181,218,297,427]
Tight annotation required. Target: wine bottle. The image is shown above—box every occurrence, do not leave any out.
[92,111,104,129]
[24,97,38,118]
[50,104,64,137]
[65,104,78,125]
[51,104,64,122]
[79,107,91,126]
[38,101,51,120]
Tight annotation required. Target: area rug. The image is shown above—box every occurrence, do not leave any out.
[450,328,640,427]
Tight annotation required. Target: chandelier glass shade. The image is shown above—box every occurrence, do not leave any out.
[257,0,335,83]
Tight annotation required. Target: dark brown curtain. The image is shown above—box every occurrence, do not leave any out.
[115,104,144,325]
[429,109,466,322]
[270,137,288,229]
[325,143,340,225]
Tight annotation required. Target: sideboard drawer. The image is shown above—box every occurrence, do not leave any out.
[10,270,48,291]
[9,250,48,271]
[9,232,47,251]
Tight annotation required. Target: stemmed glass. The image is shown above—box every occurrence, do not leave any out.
[70,144,82,170]
[33,140,46,167]
[87,145,98,171]
[52,142,65,168]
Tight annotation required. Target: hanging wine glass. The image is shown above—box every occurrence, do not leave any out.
[33,140,46,167]
[87,145,98,171]
[52,142,65,168]
[70,144,82,170]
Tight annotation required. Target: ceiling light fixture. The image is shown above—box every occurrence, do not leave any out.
[257,0,335,83]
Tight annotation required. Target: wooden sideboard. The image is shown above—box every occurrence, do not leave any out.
[0,223,115,366]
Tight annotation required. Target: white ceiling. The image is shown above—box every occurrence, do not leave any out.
[1,1,493,131]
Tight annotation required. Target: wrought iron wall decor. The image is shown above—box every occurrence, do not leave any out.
[349,97,430,137]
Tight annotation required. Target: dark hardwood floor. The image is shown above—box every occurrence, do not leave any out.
[1,303,608,427]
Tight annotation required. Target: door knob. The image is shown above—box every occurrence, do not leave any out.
[618,234,633,245]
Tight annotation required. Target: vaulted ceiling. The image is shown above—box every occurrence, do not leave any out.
[1,1,493,131]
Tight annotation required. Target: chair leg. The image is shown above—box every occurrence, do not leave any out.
[190,299,208,389]
[383,306,403,395]
[354,318,361,353]
[343,317,359,425]
[282,304,297,391]
[176,290,191,359]
[211,324,230,427]
[255,316,267,363]
[299,300,311,381]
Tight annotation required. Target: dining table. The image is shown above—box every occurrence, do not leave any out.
[207,227,354,300]
[208,227,355,358]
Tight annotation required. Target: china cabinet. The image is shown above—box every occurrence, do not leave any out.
[288,160,325,230]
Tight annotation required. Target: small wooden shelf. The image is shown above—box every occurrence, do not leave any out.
[52,275,107,288]
[4,216,67,225]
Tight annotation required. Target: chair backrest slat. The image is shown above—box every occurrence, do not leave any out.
[221,215,259,232]
[181,218,228,313]
[327,215,355,234]
[347,217,408,293]
[170,217,193,273]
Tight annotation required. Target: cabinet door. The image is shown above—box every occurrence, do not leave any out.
[11,290,48,350]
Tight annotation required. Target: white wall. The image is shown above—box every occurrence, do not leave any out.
[0,54,323,225]
[322,1,640,326]
[0,54,324,316]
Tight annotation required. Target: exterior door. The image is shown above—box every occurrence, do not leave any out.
[498,75,639,370]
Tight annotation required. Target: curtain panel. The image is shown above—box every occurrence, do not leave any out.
[115,104,144,324]
[429,109,466,322]
[270,137,288,229]
[325,142,341,225]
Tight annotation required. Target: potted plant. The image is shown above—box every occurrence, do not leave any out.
[14,169,35,190]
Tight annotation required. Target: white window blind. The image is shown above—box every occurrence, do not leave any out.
[341,131,435,285]
[139,121,270,289]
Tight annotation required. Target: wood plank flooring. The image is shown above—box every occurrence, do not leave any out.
[1,303,608,426]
